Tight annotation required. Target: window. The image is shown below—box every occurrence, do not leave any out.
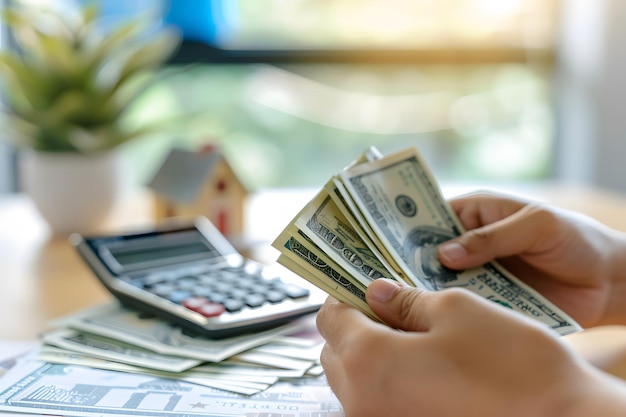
[102,0,563,190]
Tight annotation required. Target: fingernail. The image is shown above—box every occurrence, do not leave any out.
[439,242,467,262]
[369,279,401,302]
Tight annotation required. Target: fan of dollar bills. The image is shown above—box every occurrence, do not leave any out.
[272,146,582,336]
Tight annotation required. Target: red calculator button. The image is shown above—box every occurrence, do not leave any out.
[182,296,210,311]
[196,302,226,318]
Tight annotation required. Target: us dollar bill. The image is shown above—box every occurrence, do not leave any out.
[294,188,401,287]
[52,302,308,363]
[41,329,201,373]
[273,146,581,336]
[37,346,275,396]
[337,147,581,336]
[0,360,343,416]
[324,177,408,280]
[272,229,377,320]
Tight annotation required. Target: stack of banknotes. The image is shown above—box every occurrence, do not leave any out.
[38,302,325,395]
[272,146,582,336]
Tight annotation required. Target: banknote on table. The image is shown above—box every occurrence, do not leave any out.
[273,146,582,336]
[38,345,318,392]
[0,359,343,416]
[52,301,310,362]
[36,345,319,395]
[37,346,275,396]
[41,328,201,373]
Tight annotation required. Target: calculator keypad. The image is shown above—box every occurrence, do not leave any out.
[130,264,311,318]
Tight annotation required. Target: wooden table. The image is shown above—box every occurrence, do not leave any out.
[3,183,626,377]
[0,192,152,341]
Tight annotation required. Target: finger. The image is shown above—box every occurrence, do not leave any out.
[448,191,528,230]
[438,203,556,270]
[316,295,374,344]
[366,279,434,332]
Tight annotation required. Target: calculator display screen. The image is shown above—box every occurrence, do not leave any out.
[94,228,226,274]
[110,241,212,267]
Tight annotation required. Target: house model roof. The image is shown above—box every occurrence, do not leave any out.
[148,147,244,204]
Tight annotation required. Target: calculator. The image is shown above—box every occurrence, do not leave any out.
[71,217,326,339]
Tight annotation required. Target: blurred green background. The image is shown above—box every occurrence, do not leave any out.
[100,0,559,191]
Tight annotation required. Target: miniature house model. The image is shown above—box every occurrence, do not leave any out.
[148,146,248,240]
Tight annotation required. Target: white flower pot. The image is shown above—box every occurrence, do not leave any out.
[20,150,127,236]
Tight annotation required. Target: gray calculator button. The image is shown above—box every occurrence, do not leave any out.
[237,279,256,290]
[207,292,228,304]
[198,274,216,285]
[152,283,176,296]
[143,274,166,286]
[266,290,287,303]
[229,288,249,299]
[222,298,245,312]
[245,293,266,308]
[283,284,310,299]
[214,282,232,293]
[193,287,213,298]
[249,284,270,294]
[177,277,198,289]
[168,290,193,304]
[220,277,239,286]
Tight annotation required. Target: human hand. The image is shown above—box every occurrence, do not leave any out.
[437,192,626,327]
[317,279,626,417]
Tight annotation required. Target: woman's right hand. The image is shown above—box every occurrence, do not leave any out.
[438,191,626,327]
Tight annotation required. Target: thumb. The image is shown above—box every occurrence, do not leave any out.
[437,204,550,270]
[366,279,433,332]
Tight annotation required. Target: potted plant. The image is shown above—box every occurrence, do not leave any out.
[0,1,181,235]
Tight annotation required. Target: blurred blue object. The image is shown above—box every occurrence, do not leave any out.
[163,0,238,44]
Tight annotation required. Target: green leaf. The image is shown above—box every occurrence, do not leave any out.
[81,2,99,26]
[83,19,145,66]
[35,34,84,76]
[118,29,180,78]
[0,53,49,110]
[0,2,182,152]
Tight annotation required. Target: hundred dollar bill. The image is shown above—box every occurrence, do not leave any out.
[325,177,408,280]
[325,148,406,278]
[277,254,359,308]
[37,346,274,395]
[337,146,581,336]
[52,302,307,362]
[251,341,324,362]
[40,345,310,381]
[229,351,313,372]
[273,229,377,320]
[0,360,343,416]
[294,187,403,288]
[41,329,200,373]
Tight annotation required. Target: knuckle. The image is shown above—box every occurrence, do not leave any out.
[396,289,431,329]
[521,203,563,236]
[465,227,496,246]
[430,288,475,315]
[528,204,559,226]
